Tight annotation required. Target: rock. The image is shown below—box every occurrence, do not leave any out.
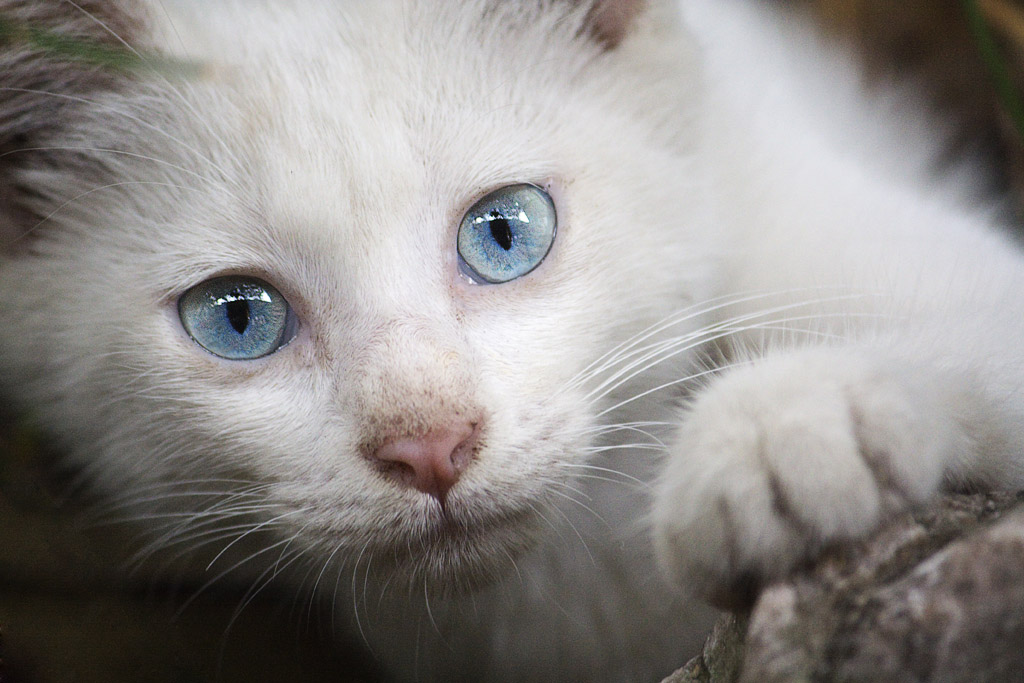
[667,492,1024,683]
[662,614,747,683]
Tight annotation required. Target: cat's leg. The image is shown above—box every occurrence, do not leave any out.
[652,190,1024,605]
[651,341,1002,604]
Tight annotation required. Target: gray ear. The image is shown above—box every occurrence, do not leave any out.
[577,0,646,49]
[0,1,145,250]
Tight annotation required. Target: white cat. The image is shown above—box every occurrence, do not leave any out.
[2,0,1024,680]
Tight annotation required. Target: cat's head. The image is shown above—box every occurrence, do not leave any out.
[0,0,715,589]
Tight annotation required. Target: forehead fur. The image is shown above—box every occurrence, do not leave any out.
[119,0,701,307]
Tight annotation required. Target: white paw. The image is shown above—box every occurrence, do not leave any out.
[652,349,955,607]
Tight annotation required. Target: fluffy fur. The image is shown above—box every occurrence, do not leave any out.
[2,0,1024,680]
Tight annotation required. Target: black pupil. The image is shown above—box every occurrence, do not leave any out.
[489,215,514,251]
[226,299,250,334]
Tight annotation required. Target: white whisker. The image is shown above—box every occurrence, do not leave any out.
[0,87,241,189]
[591,310,887,414]
[63,0,251,176]
[581,297,877,403]
[0,145,225,186]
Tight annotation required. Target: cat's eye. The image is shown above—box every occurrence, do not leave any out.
[178,276,298,360]
[457,183,557,284]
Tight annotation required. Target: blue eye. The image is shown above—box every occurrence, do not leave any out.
[457,184,556,284]
[178,276,297,360]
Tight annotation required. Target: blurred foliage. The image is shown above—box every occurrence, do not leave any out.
[0,12,200,77]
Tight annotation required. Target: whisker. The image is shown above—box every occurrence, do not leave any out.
[581,297,876,404]
[91,484,272,519]
[350,538,375,648]
[558,462,652,489]
[0,87,241,189]
[543,496,598,566]
[572,421,671,447]
[562,288,860,395]
[18,180,210,242]
[224,529,311,634]
[581,443,664,453]
[0,145,225,186]
[589,310,886,411]
[304,541,345,630]
[62,0,250,175]
[204,509,305,570]
[129,521,275,573]
[562,290,787,392]
[176,527,310,616]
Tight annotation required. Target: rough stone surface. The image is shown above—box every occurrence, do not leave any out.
[662,615,747,683]
[667,492,1024,683]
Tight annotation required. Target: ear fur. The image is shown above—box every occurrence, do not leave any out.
[0,0,145,249]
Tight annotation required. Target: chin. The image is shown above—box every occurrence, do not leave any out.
[309,496,548,596]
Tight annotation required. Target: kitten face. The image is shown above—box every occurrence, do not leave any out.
[0,0,712,588]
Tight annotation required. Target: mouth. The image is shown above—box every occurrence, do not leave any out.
[289,486,547,596]
[380,498,543,592]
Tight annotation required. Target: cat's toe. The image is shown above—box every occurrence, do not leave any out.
[651,351,949,607]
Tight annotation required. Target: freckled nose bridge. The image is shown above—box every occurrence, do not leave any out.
[354,318,483,502]
[357,318,473,391]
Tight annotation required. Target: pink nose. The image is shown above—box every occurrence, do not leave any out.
[372,422,479,504]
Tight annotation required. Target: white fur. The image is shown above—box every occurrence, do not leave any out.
[2,0,1024,680]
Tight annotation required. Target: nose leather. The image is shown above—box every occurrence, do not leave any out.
[372,422,478,504]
